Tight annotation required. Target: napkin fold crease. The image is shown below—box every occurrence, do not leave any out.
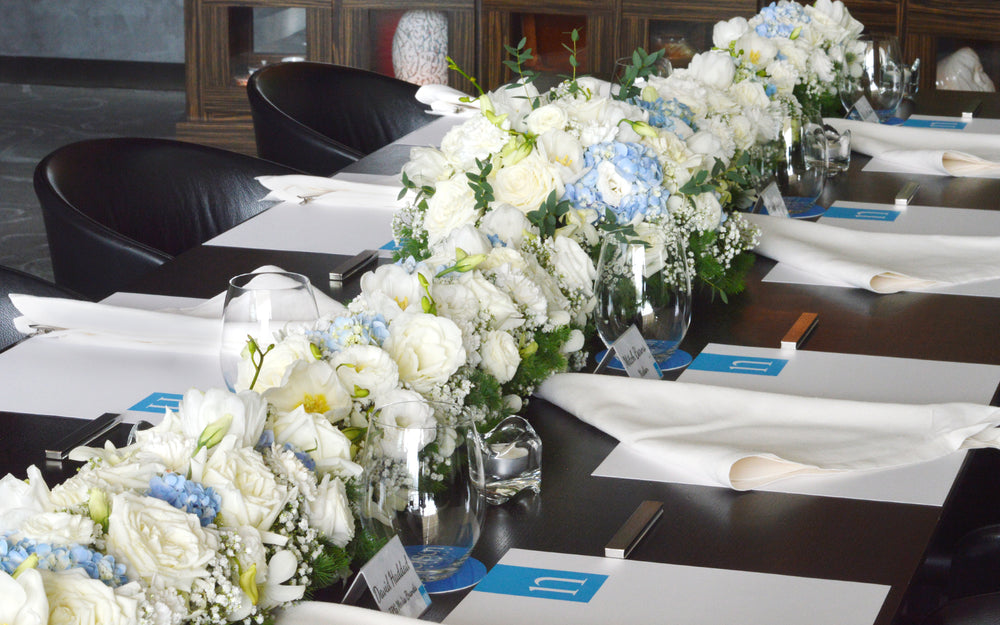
[256,175,405,208]
[414,84,479,117]
[745,212,1000,293]
[534,373,1000,490]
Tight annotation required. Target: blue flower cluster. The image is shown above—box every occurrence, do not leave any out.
[309,313,390,353]
[1,536,128,587]
[630,96,697,134]
[148,472,221,527]
[562,142,668,224]
[754,2,809,39]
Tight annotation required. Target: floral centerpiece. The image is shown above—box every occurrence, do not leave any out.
[0,2,867,623]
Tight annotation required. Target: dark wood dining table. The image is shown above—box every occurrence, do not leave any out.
[4,90,1000,625]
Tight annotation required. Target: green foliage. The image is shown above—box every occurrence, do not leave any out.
[507,326,572,395]
[466,158,495,211]
[687,230,756,303]
[614,47,666,101]
[446,56,484,95]
[466,368,506,431]
[502,37,539,95]
[309,539,353,591]
[526,190,572,241]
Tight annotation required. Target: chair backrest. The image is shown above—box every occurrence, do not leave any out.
[247,62,431,176]
[0,265,82,352]
[33,137,300,300]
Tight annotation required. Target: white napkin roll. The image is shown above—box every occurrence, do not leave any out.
[825,117,1000,177]
[535,373,1000,491]
[256,175,406,208]
[275,601,422,625]
[10,266,346,350]
[745,212,1000,293]
[415,84,479,116]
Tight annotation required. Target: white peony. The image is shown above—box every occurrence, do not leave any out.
[0,465,51,535]
[480,330,521,383]
[308,474,355,548]
[42,569,140,625]
[688,50,737,90]
[422,175,480,245]
[524,103,568,135]
[384,312,466,393]
[271,406,362,479]
[492,151,564,215]
[713,16,749,49]
[192,438,290,531]
[17,512,97,546]
[0,568,47,625]
[264,359,353,423]
[105,492,218,591]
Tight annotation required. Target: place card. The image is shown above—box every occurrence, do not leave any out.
[850,95,881,123]
[756,181,789,218]
[342,536,431,618]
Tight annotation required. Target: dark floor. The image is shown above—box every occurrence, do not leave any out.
[0,82,185,281]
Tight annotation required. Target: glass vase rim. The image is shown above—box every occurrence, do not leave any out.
[227,270,311,291]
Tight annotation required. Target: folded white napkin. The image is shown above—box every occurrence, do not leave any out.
[825,117,1000,177]
[535,373,1000,490]
[276,602,421,625]
[10,266,345,351]
[256,175,406,208]
[414,84,479,117]
[745,212,1000,293]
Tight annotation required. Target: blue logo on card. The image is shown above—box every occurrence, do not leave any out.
[380,240,400,251]
[824,205,900,222]
[130,392,184,413]
[688,353,788,376]
[475,565,608,603]
[902,119,967,130]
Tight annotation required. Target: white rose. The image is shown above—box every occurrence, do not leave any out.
[330,344,400,400]
[50,460,166,509]
[688,50,736,90]
[401,146,451,187]
[429,224,492,261]
[524,103,568,135]
[17,512,97,546]
[551,235,596,294]
[159,387,267,448]
[359,263,428,316]
[713,16,749,49]
[264,359,353,423]
[42,570,139,625]
[308,475,355,548]
[0,568,47,625]
[105,492,218,590]
[492,151,564,215]
[0,466,51,534]
[272,406,362,479]
[236,334,316,392]
[731,80,771,109]
[384,312,466,393]
[480,204,532,246]
[480,330,521,383]
[422,175,480,245]
[192,439,290,531]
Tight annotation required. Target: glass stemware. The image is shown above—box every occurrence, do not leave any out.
[594,234,692,373]
[840,34,904,122]
[358,401,486,583]
[219,270,319,391]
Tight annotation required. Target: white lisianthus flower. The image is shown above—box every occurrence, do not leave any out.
[159,387,268,448]
[492,151,564,215]
[0,568,46,625]
[595,159,633,207]
[384,312,466,393]
[401,146,451,187]
[537,129,586,181]
[736,33,778,69]
[42,569,140,625]
[359,263,429,317]
[264,359,353,423]
[105,492,218,591]
[480,203,532,246]
[713,16,749,48]
[456,271,523,331]
[271,406,362,479]
[330,344,400,400]
[308,474,355,548]
[373,393,438,455]
[688,50,736,90]
[487,80,540,130]
[192,438,290,531]
[428,224,492,264]
[524,103,568,135]
[0,465,51,534]
[551,235,596,295]
[480,330,521,383]
[422,175,480,246]
[236,333,316,392]
[439,115,510,171]
[17,512,97,546]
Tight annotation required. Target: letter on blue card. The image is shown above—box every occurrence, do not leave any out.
[474,565,608,603]
[130,392,184,413]
[824,206,900,222]
[688,353,788,377]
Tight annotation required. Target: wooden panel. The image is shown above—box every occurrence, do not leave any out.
[840,0,902,38]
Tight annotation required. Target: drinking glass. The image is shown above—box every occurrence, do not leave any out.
[358,401,486,583]
[594,234,691,371]
[840,35,904,122]
[219,271,319,391]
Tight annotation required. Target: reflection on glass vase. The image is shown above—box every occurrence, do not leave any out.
[594,234,692,373]
[358,401,486,583]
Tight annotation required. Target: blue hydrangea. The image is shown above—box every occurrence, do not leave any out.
[753,2,809,39]
[148,472,221,527]
[283,443,317,472]
[309,313,390,353]
[562,142,669,223]
[630,96,697,133]
[0,536,128,587]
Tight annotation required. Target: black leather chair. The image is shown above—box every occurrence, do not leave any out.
[34,138,300,301]
[0,265,82,352]
[247,62,432,176]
